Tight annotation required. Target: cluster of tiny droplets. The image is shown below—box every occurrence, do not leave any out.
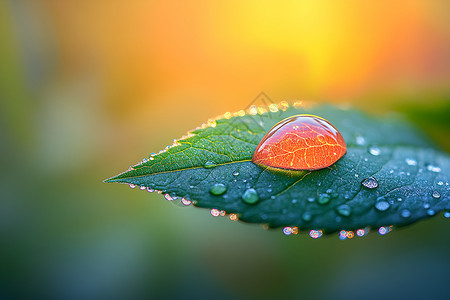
[337,228,370,240]
[283,226,299,235]
[210,208,226,217]
[127,183,192,206]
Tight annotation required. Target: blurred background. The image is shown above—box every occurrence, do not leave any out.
[1,1,449,299]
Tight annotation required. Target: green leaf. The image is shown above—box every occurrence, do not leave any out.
[105,104,450,233]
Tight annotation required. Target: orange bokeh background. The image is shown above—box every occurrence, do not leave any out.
[1,1,449,299]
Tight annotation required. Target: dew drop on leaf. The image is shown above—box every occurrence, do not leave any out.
[336,204,352,216]
[355,136,366,145]
[374,199,390,211]
[302,212,313,222]
[232,170,240,176]
[129,184,136,189]
[361,176,378,189]
[432,191,441,199]
[444,211,450,218]
[426,164,441,173]
[427,209,435,216]
[401,209,411,218]
[209,183,227,195]
[405,158,417,166]
[369,146,381,156]
[317,193,331,205]
[204,161,217,169]
[242,188,259,204]
[252,114,346,171]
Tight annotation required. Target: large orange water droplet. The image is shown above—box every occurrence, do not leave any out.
[252,114,346,171]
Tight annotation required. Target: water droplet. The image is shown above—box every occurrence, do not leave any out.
[141,158,148,164]
[424,203,430,209]
[336,204,351,216]
[326,188,333,194]
[432,191,441,199]
[209,183,227,195]
[211,208,220,217]
[129,184,136,189]
[378,226,389,235]
[362,176,378,189]
[401,209,411,218]
[139,186,146,190]
[318,193,331,205]
[204,161,217,169]
[232,171,240,176]
[369,146,381,156]
[427,209,435,216]
[242,188,259,204]
[252,115,347,171]
[291,199,298,204]
[267,188,272,193]
[307,197,315,203]
[356,229,367,237]
[302,212,312,222]
[164,194,173,201]
[375,199,390,212]
[181,198,191,205]
[405,158,417,166]
[270,195,276,200]
[283,227,292,235]
[444,211,450,218]
[437,181,444,186]
[309,230,323,239]
[355,136,366,145]
[426,164,441,173]
[147,187,154,192]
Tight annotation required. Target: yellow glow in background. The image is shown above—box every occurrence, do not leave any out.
[1,1,449,299]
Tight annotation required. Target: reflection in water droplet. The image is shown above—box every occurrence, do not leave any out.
[362,176,378,189]
[336,204,351,216]
[318,194,331,205]
[252,115,347,171]
[432,191,441,199]
[375,199,390,212]
[232,171,240,176]
[401,209,411,218]
[204,161,217,169]
[369,146,381,156]
[209,183,227,195]
[242,188,259,204]
[426,164,441,173]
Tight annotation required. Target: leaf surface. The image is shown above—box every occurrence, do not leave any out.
[106,104,450,232]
